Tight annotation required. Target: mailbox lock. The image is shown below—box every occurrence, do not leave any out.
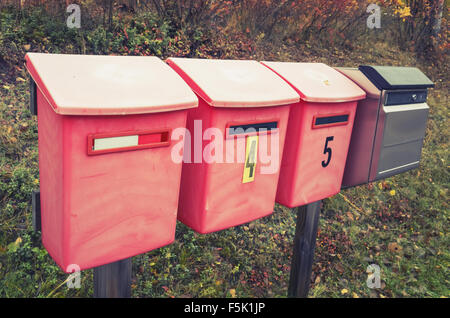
[411,94,417,101]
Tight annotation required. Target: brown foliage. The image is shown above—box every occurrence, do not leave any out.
[0,0,447,57]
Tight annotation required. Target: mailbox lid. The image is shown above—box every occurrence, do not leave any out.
[25,53,198,115]
[261,62,366,103]
[166,58,300,107]
[335,67,381,99]
[359,65,434,90]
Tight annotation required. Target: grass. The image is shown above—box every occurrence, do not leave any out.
[0,7,449,298]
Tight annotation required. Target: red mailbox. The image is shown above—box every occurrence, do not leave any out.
[26,53,198,272]
[261,62,366,207]
[167,58,299,233]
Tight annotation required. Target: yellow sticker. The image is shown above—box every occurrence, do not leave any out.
[242,135,258,183]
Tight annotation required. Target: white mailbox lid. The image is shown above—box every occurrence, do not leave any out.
[25,53,198,115]
[166,58,299,107]
[261,62,366,103]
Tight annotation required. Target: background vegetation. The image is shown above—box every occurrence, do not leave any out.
[0,0,448,298]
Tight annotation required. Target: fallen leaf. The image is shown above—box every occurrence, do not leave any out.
[335,263,345,274]
[341,288,348,295]
[23,44,31,50]
[388,242,403,253]
[229,289,236,298]
[346,212,354,221]
[389,189,396,196]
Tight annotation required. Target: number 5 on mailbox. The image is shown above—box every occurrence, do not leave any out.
[322,136,334,168]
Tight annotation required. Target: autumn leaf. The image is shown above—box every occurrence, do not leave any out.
[335,263,345,274]
[7,237,22,253]
[388,242,403,254]
[346,212,354,221]
[229,289,236,298]
[341,288,348,295]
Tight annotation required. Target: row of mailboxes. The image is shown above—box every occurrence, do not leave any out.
[25,53,433,271]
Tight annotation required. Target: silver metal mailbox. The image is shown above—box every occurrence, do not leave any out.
[336,66,434,188]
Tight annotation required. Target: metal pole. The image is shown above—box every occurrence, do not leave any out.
[94,258,132,298]
[288,200,321,298]
[31,190,41,232]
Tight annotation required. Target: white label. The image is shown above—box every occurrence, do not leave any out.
[93,135,139,151]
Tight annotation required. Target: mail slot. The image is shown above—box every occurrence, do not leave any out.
[336,66,434,187]
[261,62,366,208]
[26,53,198,272]
[167,58,299,233]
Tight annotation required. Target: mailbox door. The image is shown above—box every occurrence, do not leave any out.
[177,98,291,234]
[276,100,357,207]
[358,65,434,182]
[369,90,429,181]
